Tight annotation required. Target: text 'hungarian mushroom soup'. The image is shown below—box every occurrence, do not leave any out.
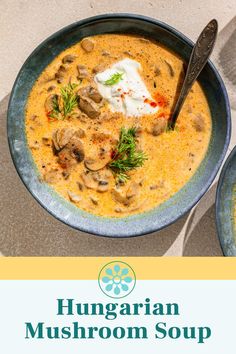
[25,34,212,217]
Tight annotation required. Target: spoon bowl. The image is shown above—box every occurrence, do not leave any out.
[169,19,218,129]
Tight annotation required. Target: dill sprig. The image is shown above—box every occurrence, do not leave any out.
[109,127,147,183]
[60,82,78,118]
[49,96,61,119]
[104,72,123,86]
[48,83,78,120]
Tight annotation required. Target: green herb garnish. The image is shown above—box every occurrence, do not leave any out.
[49,95,61,119]
[109,127,147,183]
[60,82,78,118]
[48,83,78,120]
[104,72,123,86]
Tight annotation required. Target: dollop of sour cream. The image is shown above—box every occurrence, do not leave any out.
[94,58,159,117]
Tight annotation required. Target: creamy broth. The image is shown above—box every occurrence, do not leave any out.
[25,34,212,217]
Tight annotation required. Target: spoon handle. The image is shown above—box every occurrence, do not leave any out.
[169,19,218,129]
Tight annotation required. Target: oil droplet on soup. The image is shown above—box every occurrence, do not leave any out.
[25,34,212,217]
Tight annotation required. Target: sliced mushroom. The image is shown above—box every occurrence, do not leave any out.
[77,65,88,79]
[96,169,113,193]
[191,113,205,132]
[80,172,97,189]
[84,156,110,171]
[80,169,112,192]
[126,182,139,199]
[62,54,76,64]
[55,65,66,83]
[164,60,174,77]
[57,133,84,168]
[87,133,116,171]
[84,158,105,171]
[58,146,84,169]
[52,128,85,153]
[112,179,142,206]
[78,86,89,96]
[97,169,113,180]
[88,87,103,103]
[66,136,85,162]
[78,96,100,118]
[52,128,73,151]
[93,169,112,182]
[58,128,75,149]
[44,94,58,113]
[43,169,59,184]
[52,130,60,151]
[67,191,82,203]
[78,85,103,103]
[58,147,75,169]
[81,38,94,52]
[92,64,105,74]
[147,117,167,136]
[111,188,131,206]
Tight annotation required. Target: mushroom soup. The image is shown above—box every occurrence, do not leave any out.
[25,34,212,217]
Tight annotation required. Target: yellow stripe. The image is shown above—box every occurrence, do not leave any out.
[0,258,236,280]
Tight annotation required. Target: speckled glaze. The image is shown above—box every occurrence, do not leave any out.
[216,147,236,256]
[7,14,231,237]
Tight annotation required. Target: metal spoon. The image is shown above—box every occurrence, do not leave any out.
[168,19,218,130]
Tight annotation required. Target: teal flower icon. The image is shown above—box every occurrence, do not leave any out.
[98,261,136,298]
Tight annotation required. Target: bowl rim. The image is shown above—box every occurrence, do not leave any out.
[7,13,231,238]
[215,146,236,256]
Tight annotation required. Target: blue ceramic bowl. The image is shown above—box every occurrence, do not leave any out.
[7,14,231,237]
[216,147,236,256]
